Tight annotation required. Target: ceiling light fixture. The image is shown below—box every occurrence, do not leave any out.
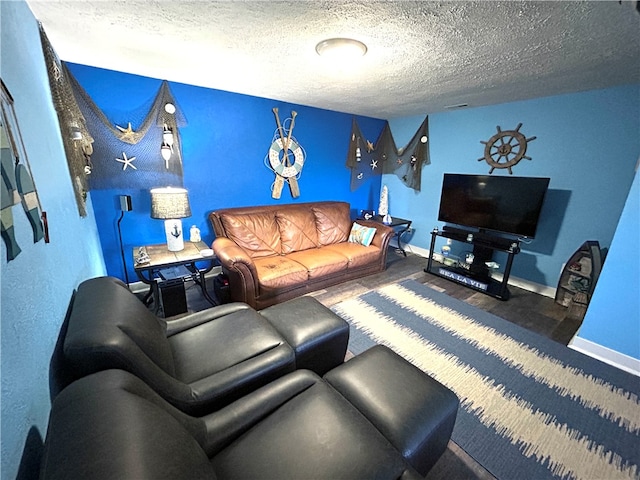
[315,38,367,59]
[444,103,469,109]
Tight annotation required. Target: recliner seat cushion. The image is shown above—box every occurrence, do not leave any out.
[211,380,410,480]
[168,308,288,383]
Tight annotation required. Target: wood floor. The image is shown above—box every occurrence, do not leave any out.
[305,250,575,345]
[183,249,576,480]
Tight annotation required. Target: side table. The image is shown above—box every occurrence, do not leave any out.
[133,241,217,314]
[361,215,412,257]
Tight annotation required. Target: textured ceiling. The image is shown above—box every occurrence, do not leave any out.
[26,1,640,118]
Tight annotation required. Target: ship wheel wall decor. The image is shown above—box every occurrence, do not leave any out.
[478,123,536,174]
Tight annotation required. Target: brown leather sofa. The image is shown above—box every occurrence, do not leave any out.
[210,201,394,310]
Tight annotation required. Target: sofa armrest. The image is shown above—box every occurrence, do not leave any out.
[356,220,394,249]
[165,303,254,336]
[212,237,260,304]
[212,237,254,269]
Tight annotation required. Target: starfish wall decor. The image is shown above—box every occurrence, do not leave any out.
[116,152,137,171]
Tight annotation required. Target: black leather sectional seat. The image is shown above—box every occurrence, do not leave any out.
[40,345,460,480]
[57,276,349,414]
[44,275,460,478]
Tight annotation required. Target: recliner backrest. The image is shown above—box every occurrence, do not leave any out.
[41,369,216,480]
[63,277,176,380]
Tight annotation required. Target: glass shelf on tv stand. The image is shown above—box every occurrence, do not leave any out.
[441,254,500,272]
[425,227,520,301]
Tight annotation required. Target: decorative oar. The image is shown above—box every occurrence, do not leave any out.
[282,111,300,198]
[271,107,286,199]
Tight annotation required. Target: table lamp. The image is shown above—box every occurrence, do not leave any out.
[150,187,191,252]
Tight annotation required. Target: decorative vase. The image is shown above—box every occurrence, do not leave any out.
[190,225,201,242]
[379,185,392,223]
[379,185,389,216]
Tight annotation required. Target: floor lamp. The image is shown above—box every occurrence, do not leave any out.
[150,187,191,251]
[117,195,132,284]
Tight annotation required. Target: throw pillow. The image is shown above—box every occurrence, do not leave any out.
[348,222,376,247]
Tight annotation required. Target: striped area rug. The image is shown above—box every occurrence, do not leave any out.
[331,279,640,480]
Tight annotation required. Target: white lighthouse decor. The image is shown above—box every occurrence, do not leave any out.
[379,185,392,224]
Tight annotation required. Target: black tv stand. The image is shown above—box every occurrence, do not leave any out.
[424,227,520,300]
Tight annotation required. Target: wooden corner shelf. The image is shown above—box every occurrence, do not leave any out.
[555,240,603,309]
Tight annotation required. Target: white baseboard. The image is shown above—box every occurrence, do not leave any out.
[569,336,640,377]
[492,272,556,298]
[408,244,430,258]
[408,245,556,298]
[410,244,640,377]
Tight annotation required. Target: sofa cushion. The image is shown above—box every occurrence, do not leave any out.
[276,206,319,254]
[348,222,377,246]
[254,255,309,289]
[312,203,352,245]
[324,242,383,269]
[286,248,349,279]
[220,211,281,258]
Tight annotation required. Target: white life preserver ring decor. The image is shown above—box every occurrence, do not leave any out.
[269,138,305,178]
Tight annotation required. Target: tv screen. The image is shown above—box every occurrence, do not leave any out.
[437,174,550,239]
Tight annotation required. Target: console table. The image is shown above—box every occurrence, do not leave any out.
[133,241,217,314]
[424,227,520,300]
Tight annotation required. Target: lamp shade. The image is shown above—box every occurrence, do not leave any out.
[150,187,191,219]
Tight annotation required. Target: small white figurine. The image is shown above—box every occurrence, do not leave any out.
[189,225,201,243]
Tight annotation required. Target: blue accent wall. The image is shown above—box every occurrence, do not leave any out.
[386,85,639,290]
[579,169,639,359]
[1,3,106,479]
[65,63,386,282]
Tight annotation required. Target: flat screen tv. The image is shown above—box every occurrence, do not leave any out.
[437,174,550,239]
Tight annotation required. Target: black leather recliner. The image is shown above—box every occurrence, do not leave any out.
[58,276,349,415]
[40,345,460,480]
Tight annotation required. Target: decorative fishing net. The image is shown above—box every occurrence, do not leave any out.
[39,23,187,216]
[39,22,93,216]
[346,116,430,192]
[67,69,187,191]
